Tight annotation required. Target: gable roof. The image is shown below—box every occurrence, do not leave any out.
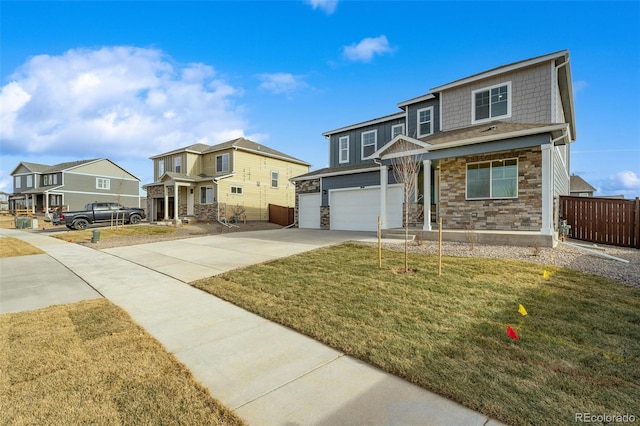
[291,162,379,182]
[322,112,406,137]
[150,138,310,166]
[570,175,596,193]
[11,159,99,176]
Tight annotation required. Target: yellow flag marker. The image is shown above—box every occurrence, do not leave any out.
[543,270,549,279]
[518,304,528,316]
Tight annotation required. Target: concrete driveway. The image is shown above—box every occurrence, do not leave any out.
[102,228,377,282]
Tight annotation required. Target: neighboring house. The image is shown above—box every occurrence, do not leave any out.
[569,174,596,197]
[9,159,141,215]
[0,191,9,213]
[144,138,310,222]
[292,50,576,247]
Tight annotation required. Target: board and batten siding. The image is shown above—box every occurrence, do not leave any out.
[328,117,406,168]
[405,99,440,139]
[440,62,553,131]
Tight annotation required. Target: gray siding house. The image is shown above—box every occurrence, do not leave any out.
[9,159,141,215]
[292,50,576,247]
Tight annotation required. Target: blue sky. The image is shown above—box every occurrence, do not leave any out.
[1,0,639,198]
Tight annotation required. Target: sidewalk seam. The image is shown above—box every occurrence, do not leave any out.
[232,353,346,411]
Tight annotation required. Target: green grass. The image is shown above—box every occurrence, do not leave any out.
[51,224,176,243]
[0,299,244,425]
[194,243,640,426]
[0,237,45,258]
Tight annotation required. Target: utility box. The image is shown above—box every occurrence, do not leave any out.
[91,229,100,243]
[15,217,31,229]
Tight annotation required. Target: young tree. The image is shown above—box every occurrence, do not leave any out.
[390,139,422,273]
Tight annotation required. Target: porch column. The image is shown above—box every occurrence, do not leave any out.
[380,164,388,229]
[173,182,179,221]
[541,144,553,235]
[163,185,169,220]
[423,159,432,231]
[44,191,50,218]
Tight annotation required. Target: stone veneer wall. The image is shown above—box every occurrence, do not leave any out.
[294,179,321,227]
[146,183,225,222]
[439,147,542,231]
[403,203,424,227]
[320,206,330,230]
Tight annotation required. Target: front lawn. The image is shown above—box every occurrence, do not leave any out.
[193,243,640,426]
[0,299,244,425]
[51,224,176,243]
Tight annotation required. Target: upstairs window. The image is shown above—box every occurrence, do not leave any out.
[15,177,21,189]
[174,157,182,173]
[44,175,49,185]
[271,171,279,188]
[26,175,33,187]
[158,160,165,177]
[391,124,405,138]
[361,130,377,159]
[417,107,433,137]
[216,153,229,173]
[52,174,58,185]
[466,159,518,199]
[96,178,111,190]
[339,136,349,164]
[472,82,511,123]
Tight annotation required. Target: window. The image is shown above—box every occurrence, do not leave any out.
[466,159,518,199]
[417,107,433,137]
[361,130,377,159]
[200,186,213,204]
[44,175,49,185]
[391,124,405,138]
[158,160,165,177]
[216,153,229,173]
[96,178,111,190]
[15,177,21,189]
[472,82,511,123]
[271,171,279,188]
[26,175,33,187]
[51,195,61,206]
[52,174,58,185]
[231,186,243,195]
[174,157,181,173]
[339,136,349,164]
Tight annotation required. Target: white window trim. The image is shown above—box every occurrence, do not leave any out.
[338,136,350,164]
[200,186,214,204]
[271,171,279,188]
[15,177,21,189]
[174,156,182,173]
[44,175,49,185]
[471,81,512,124]
[158,160,165,178]
[391,123,405,138]
[96,178,111,190]
[465,158,519,200]
[26,175,33,187]
[216,153,230,173]
[230,186,243,195]
[361,129,377,160]
[417,107,434,138]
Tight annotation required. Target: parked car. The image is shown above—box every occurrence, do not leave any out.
[58,202,146,230]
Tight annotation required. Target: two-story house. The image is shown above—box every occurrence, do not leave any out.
[9,159,141,215]
[292,50,576,247]
[144,138,310,223]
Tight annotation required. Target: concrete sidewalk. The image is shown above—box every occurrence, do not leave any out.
[0,228,503,425]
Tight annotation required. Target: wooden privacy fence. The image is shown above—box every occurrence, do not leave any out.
[560,196,640,249]
[268,204,294,227]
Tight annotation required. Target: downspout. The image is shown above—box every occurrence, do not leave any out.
[213,176,238,228]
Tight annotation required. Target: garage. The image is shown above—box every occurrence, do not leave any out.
[329,186,402,231]
[298,193,322,229]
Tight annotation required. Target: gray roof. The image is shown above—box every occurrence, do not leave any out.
[570,175,596,192]
[13,159,99,175]
[291,163,379,181]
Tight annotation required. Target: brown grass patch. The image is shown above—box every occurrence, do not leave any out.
[0,299,244,425]
[0,237,45,258]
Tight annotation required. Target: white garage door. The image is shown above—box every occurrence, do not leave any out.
[329,186,402,231]
[298,193,321,229]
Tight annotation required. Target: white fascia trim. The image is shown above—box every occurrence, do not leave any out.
[236,147,310,166]
[149,148,205,160]
[328,183,402,193]
[322,112,405,137]
[431,50,568,92]
[291,167,380,181]
[369,134,432,159]
[396,93,436,108]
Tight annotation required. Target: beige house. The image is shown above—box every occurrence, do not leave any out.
[145,138,309,223]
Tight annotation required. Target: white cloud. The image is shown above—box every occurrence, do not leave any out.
[595,170,640,198]
[306,0,338,14]
[257,72,308,95]
[612,170,640,189]
[343,35,394,62]
[0,46,248,158]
